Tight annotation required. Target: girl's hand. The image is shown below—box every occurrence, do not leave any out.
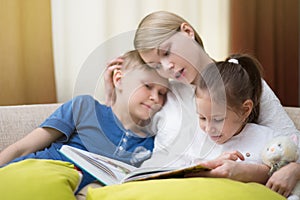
[188,151,244,178]
[185,159,269,183]
[185,159,239,179]
[266,162,300,197]
[104,57,124,106]
[216,150,245,161]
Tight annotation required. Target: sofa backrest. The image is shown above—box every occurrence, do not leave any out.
[0,104,299,151]
[0,104,61,151]
[284,107,300,130]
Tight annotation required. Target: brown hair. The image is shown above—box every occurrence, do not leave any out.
[134,11,204,52]
[198,54,263,123]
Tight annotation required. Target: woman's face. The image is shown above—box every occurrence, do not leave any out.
[139,29,213,85]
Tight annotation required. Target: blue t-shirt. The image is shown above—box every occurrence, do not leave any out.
[9,95,154,191]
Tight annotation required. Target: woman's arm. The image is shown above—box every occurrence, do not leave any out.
[0,127,63,166]
[266,162,300,197]
[259,80,299,135]
[104,57,124,106]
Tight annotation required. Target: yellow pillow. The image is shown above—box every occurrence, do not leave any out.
[87,178,285,200]
[0,159,81,200]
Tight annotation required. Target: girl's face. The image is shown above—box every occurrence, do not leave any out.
[139,25,213,85]
[118,69,169,124]
[195,90,245,144]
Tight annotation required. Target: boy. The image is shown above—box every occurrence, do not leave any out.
[0,50,169,191]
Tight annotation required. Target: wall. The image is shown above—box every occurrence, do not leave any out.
[51,0,230,102]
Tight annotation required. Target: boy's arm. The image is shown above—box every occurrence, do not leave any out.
[0,127,63,166]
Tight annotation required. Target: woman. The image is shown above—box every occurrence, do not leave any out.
[105,11,300,197]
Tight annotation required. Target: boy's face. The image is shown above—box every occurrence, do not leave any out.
[119,68,169,124]
[195,90,244,144]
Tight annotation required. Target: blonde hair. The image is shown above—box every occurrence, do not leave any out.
[121,50,155,73]
[134,11,204,51]
[122,50,146,70]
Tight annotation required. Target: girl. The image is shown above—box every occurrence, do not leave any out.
[186,55,299,199]
[106,11,300,197]
[195,54,280,163]
[0,50,169,192]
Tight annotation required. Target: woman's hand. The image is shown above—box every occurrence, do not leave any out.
[104,57,124,106]
[266,162,300,197]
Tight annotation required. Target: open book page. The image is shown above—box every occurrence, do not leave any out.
[59,145,137,185]
[59,145,211,186]
[122,163,210,183]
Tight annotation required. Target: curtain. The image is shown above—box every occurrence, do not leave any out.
[0,0,56,106]
[51,0,230,102]
[229,0,299,106]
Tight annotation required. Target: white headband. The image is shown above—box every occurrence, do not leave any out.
[228,58,239,64]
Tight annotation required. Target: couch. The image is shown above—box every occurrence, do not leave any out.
[0,103,299,199]
[0,103,299,151]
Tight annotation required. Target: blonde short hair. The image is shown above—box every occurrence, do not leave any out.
[122,50,144,70]
[122,50,154,73]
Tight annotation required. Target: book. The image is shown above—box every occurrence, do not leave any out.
[59,145,210,186]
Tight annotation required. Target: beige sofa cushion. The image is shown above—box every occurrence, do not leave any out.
[284,107,300,130]
[0,104,60,151]
[0,104,299,151]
